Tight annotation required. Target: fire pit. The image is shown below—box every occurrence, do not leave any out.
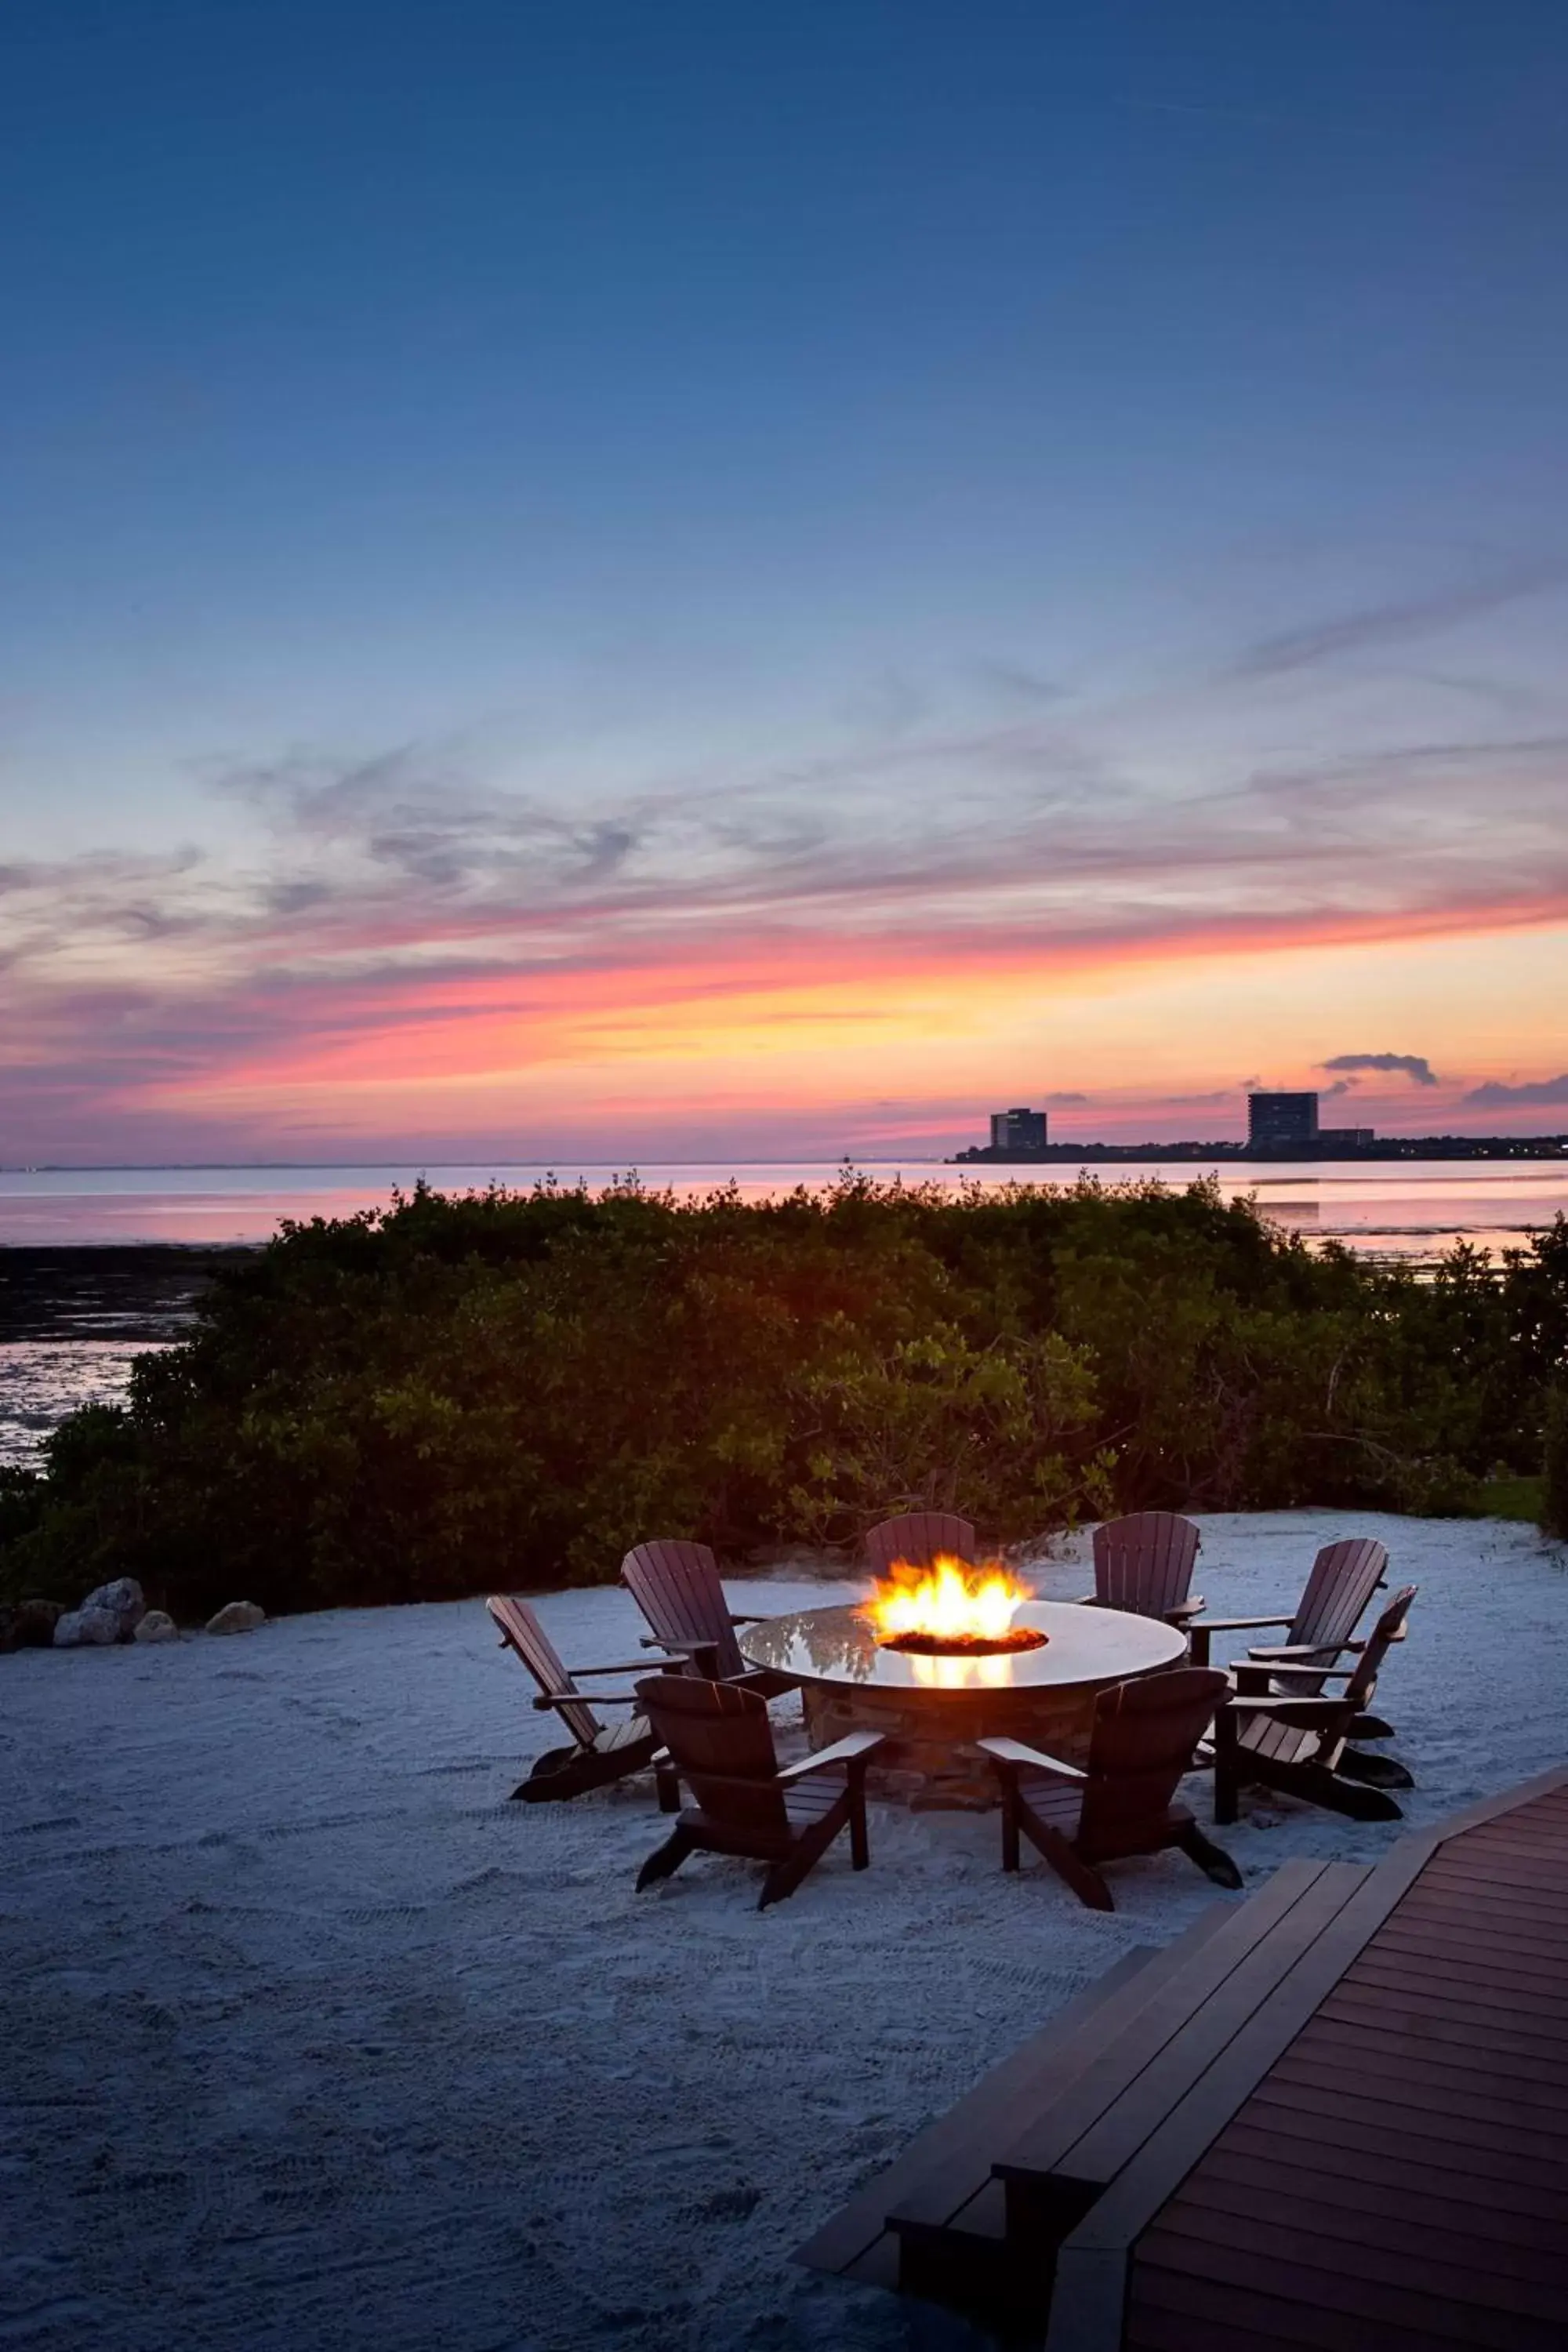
[739,1557,1187,1809]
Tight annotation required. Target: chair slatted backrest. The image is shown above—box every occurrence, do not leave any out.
[1092,1512,1201,1619]
[634,1674,789,1841]
[1322,1583,1417,1767]
[487,1595,600,1749]
[1079,1667,1230,1856]
[863,1513,977,1577]
[1290,1537,1388,1657]
[622,1540,746,1680]
[1247,1583,1417,1770]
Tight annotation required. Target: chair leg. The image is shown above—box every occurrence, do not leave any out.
[1175,1820,1243,1889]
[1000,1783,1022,1874]
[1212,1720,1241,1825]
[848,1777,870,1871]
[1338,1749,1414,1791]
[513,1745,586,1802]
[654,1757,681,1813]
[760,1802,848,1909]
[1290,1764,1404,1823]
[636,1826,695,1891]
[1018,1808,1114,1911]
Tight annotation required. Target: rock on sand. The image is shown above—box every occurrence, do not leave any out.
[53,1605,122,1647]
[206,1600,266,1635]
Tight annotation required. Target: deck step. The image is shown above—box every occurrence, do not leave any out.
[797,1899,1236,2287]
[886,1860,1369,2318]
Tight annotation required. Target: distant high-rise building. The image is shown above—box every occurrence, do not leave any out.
[1318,1127,1375,1151]
[1247,1091,1319,1150]
[989,1106,1049,1152]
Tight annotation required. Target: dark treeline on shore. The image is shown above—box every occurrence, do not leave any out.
[2,1176,1565,1622]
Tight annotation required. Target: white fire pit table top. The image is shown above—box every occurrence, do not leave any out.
[739,1596,1187,1697]
[739,1599,1189,1807]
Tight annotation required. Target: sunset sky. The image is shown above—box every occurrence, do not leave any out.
[3,1,1566,1162]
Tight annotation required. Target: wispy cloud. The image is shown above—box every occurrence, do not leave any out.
[1320,1052,1440,1087]
[1228,564,1565,681]
[1462,1073,1568,1109]
[5,606,1568,1154]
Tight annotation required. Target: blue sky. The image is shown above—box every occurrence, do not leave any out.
[2,0,1566,1156]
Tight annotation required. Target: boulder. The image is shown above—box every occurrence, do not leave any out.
[11,1599,64,1649]
[133,1610,179,1643]
[205,1600,265,1636]
[53,1605,122,1648]
[80,1577,145,1640]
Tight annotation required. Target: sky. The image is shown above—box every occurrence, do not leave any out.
[2,0,1567,1163]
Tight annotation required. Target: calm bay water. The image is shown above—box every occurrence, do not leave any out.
[2,1156,1565,1252]
[2,1157,1565,1466]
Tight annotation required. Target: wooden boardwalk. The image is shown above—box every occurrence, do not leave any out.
[797,1766,1568,2349]
[1124,1772,1568,2350]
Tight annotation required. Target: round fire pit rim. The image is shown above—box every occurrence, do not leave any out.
[737,1596,1186,1697]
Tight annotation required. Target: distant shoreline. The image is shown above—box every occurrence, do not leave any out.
[953,1137,1567,1164]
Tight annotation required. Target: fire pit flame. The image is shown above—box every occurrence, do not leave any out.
[862,1554,1046,1657]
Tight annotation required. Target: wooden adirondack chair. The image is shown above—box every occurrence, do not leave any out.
[487,1595,677,1806]
[1214,1584,1417,1825]
[633,1675,885,1908]
[620,1540,794,1698]
[863,1513,977,1575]
[977,1668,1240,1911]
[1076,1512,1203,1628]
[1187,1536,1388,1673]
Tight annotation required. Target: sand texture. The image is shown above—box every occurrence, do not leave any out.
[2,1511,1564,2352]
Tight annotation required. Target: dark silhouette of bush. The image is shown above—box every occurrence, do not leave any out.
[2,1177,1563,1620]
[1543,1388,1568,1540]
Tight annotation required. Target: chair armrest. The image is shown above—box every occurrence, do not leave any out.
[1225,1695,1344,1728]
[1166,1595,1205,1623]
[728,1613,769,1625]
[977,1735,1088,1781]
[530,1689,642,1711]
[1248,1640,1348,1663]
[572,1660,669,1676]
[1071,1592,1098,1606]
[1206,1614,1294,1634]
[1251,1662,1357,1682]
[777,1730,886,1780]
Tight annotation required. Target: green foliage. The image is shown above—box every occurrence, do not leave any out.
[1473,1475,1546,1525]
[3,1177,1565,1617]
[1543,1389,1568,1540]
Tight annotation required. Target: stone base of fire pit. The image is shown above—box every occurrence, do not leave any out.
[800,1677,1105,1809]
[739,1599,1190,1813]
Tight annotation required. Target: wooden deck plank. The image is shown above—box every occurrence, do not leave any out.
[1290,2013,1568,2092]
[1403,1872,1568,1923]
[1321,1984,1568,2067]
[1129,2260,1527,2352]
[1367,1913,1568,1972]
[1244,2072,1568,2165]
[1186,2140,1568,2245]
[1121,1767,1568,2352]
[1266,2046,1568,2133]
[993,1861,1365,2189]
[1130,2254,1552,2351]
[1148,2198,1568,2321]
[1213,2108,1568,2209]
[800,1766,1568,2351]
[1135,2222,1566,2346]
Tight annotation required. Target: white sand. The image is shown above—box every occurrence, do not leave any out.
[2,1510,1565,2352]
